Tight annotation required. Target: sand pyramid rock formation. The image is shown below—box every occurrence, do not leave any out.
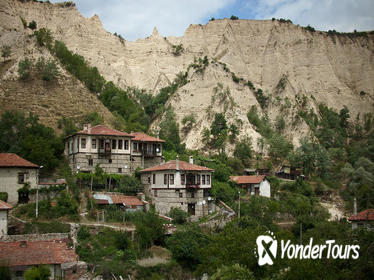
[0,0,373,148]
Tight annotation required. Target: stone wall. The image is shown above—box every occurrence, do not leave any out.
[2,232,69,242]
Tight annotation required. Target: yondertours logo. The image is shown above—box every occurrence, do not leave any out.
[255,231,360,266]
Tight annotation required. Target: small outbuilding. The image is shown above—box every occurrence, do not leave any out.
[230,175,271,198]
[0,199,12,238]
[93,193,145,212]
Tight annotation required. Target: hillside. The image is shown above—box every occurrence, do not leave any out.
[0,0,373,148]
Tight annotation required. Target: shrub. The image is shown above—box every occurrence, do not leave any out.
[20,17,27,28]
[231,72,240,83]
[35,57,59,81]
[1,45,11,62]
[34,28,53,48]
[182,113,196,130]
[230,15,239,20]
[172,44,184,56]
[0,192,8,202]
[24,265,50,280]
[169,207,188,224]
[77,226,91,241]
[28,20,37,30]
[18,58,32,80]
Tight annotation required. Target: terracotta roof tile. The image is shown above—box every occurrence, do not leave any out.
[74,125,133,137]
[140,160,213,173]
[0,153,39,168]
[348,209,374,221]
[0,199,12,210]
[0,239,78,267]
[130,132,165,143]
[110,194,144,206]
[230,175,266,184]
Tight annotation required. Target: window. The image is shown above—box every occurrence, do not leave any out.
[88,159,93,166]
[202,175,206,185]
[154,189,157,197]
[164,174,167,185]
[118,168,122,173]
[15,271,23,277]
[156,144,161,153]
[179,192,183,198]
[18,173,25,184]
[148,176,151,184]
[99,139,104,149]
[81,138,86,149]
[204,189,210,197]
[191,191,195,198]
[76,138,79,149]
[112,139,116,149]
[109,159,112,164]
[118,139,123,149]
[170,174,174,185]
[153,174,156,184]
[92,139,97,149]
[133,142,138,151]
[181,174,185,185]
[207,175,211,185]
[124,140,129,150]
[196,174,201,185]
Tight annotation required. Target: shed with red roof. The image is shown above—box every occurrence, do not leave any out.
[230,175,271,198]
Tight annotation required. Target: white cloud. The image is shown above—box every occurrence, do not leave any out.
[252,0,374,32]
[56,0,234,41]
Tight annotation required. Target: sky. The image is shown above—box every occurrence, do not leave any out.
[51,0,374,41]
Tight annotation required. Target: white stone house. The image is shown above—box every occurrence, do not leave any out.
[348,209,374,230]
[64,125,164,174]
[0,199,12,239]
[0,153,39,204]
[230,175,271,198]
[140,157,215,218]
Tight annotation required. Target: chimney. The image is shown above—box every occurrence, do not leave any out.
[87,123,91,134]
[20,241,27,248]
[176,155,180,170]
[354,197,357,215]
[161,156,165,164]
[83,124,88,131]
[189,156,194,164]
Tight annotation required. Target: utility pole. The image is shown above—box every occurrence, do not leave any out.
[354,197,357,215]
[238,190,240,220]
[300,223,302,244]
[36,189,39,219]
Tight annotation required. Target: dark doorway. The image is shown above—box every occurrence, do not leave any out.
[188,203,195,215]
[18,191,29,204]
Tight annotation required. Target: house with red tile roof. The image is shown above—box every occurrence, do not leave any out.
[230,175,271,198]
[93,192,145,212]
[140,156,215,219]
[0,238,79,279]
[64,124,164,175]
[348,209,374,230]
[0,153,39,204]
[0,199,12,238]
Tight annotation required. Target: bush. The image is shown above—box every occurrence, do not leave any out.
[77,226,91,241]
[1,45,11,61]
[35,57,59,81]
[0,192,8,202]
[230,15,239,20]
[18,58,32,80]
[169,207,188,224]
[182,113,196,131]
[34,28,53,48]
[28,20,37,30]
[24,265,50,280]
[172,44,184,56]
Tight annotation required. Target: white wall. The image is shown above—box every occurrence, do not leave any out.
[150,170,212,189]
[0,210,8,238]
[0,168,38,204]
[260,179,271,198]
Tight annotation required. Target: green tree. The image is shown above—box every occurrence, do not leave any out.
[169,207,188,224]
[34,28,53,49]
[166,226,209,269]
[229,124,239,143]
[211,113,227,137]
[135,211,165,250]
[234,137,253,166]
[36,57,59,81]
[1,45,11,62]
[159,107,184,153]
[18,58,32,80]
